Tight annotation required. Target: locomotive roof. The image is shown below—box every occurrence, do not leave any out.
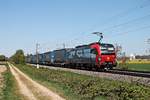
[75,42,99,48]
[76,42,114,48]
[75,45,89,48]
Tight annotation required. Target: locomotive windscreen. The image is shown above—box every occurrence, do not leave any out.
[100,44,115,55]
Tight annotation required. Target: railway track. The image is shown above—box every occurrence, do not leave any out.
[29,64,150,86]
[30,64,150,78]
[106,69,150,78]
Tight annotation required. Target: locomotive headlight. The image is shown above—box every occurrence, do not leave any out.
[107,57,110,60]
[98,57,101,61]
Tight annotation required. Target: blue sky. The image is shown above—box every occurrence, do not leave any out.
[0,0,150,57]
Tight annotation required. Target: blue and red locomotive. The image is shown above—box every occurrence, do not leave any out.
[26,42,117,70]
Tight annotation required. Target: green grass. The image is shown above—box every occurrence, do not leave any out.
[1,64,22,100]
[127,63,150,71]
[15,64,150,100]
[117,63,150,71]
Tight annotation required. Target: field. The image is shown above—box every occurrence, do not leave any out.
[117,60,150,71]
[117,63,150,71]
[126,63,150,71]
[15,64,150,100]
[127,59,150,64]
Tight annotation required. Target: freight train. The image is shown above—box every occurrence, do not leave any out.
[26,42,117,70]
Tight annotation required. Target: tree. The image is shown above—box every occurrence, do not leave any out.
[10,49,25,64]
[0,55,6,61]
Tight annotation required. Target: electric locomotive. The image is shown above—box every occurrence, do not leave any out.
[67,42,117,69]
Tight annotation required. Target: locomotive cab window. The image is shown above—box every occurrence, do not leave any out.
[90,48,97,58]
[90,49,98,55]
[100,44,115,55]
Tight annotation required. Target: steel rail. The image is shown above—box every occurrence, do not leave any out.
[106,69,150,78]
[29,63,150,78]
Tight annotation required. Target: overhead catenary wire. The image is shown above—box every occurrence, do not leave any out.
[101,0,150,25]
[87,0,150,33]
[106,25,150,38]
[69,0,150,44]
[101,14,150,32]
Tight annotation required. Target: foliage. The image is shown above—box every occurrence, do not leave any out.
[118,63,128,70]
[0,55,6,61]
[15,64,150,100]
[10,50,25,64]
[128,59,150,64]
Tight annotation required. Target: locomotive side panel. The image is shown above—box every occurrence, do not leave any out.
[68,46,96,67]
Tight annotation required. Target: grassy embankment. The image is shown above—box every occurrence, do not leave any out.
[126,63,150,71]
[15,64,150,100]
[1,63,23,100]
[117,60,150,71]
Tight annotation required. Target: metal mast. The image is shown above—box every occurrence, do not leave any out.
[36,43,40,69]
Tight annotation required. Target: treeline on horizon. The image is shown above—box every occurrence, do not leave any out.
[135,55,150,59]
[0,55,7,61]
[9,49,25,64]
[0,49,25,64]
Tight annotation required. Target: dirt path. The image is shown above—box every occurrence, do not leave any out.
[8,63,65,100]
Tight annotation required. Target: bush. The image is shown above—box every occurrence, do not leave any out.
[118,62,128,70]
[0,55,6,61]
[9,50,25,64]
